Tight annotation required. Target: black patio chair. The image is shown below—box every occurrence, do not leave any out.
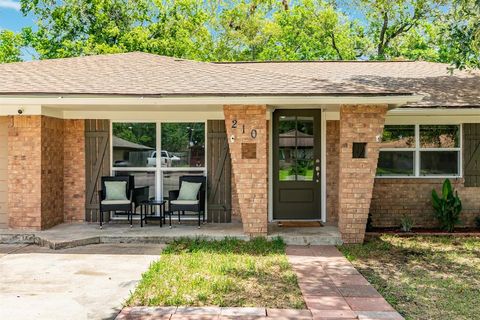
[168,175,206,228]
[98,176,134,229]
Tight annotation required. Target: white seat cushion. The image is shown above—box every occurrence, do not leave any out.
[171,200,199,205]
[101,200,131,205]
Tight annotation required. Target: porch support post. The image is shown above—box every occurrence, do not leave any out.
[224,105,268,236]
[8,115,85,230]
[338,104,387,243]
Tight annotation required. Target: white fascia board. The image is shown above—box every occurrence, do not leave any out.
[389,108,480,116]
[0,105,42,115]
[387,107,480,124]
[0,94,423,107]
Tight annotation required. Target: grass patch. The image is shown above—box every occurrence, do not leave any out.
[126,237,305,308]
[339,235,480,320]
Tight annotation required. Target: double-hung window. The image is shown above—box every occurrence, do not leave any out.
[377,124,461,177]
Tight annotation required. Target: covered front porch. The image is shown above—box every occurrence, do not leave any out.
[0,222,342,249]
[1,100,401,244]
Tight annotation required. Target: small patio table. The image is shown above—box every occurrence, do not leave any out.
[140,200,166,228]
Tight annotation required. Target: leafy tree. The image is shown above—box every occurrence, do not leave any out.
[212,0,278,61]
[348,0,446,60]
[259,0,366,60]
[437,0,480,69]
[19,0,214,60]
[19,0,152,58]
[8,0,480,69]
[0,30,23,63]
[121,0,215,60]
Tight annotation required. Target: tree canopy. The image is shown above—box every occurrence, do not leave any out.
[0,0,477,68]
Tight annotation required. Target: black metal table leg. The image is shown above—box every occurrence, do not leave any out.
[159,204,162,228]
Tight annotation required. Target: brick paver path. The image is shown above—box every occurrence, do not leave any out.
[286,245,404,320]
[115,306,313,319]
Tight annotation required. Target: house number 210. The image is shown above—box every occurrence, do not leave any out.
[232,120,257,139]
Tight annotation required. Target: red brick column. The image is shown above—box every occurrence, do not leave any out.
[64,120,85,222]
[224,105,268,236]
[8,116,43,229]
[8,116,86,229]
[326,120,340,226]
[338,105,387,243]
[41,116,65,229]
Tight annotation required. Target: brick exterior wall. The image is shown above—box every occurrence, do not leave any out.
[371,178,480,228]
[338,105,387,243]
[8,116,43,229]
[64,120,86,222]
[8,115,86,229]
[326,120,340,226]
[224,105,268,236]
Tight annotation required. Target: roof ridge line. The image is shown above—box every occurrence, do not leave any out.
[215,59,420,64]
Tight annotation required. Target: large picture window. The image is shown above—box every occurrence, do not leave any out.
[377,124,461,177]
[111,122,206,216]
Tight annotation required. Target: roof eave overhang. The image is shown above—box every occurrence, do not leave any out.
[0,93,424,107]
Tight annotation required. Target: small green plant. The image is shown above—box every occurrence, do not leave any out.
[400,214,414,232]
[475,216,480,229]
[431,179,462,232]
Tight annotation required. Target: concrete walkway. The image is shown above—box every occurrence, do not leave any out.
[0,243,164,320]
[286,245,404,320]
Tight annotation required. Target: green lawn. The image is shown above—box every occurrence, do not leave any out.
[126,237,305,308]
[339,235,480,320]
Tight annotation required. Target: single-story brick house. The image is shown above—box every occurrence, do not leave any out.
[0,52,479,243]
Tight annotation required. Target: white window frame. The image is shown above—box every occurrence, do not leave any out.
[377,124,462,179]
[110,120,207,218]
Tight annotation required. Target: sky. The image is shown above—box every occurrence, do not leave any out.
[0,0,33,32]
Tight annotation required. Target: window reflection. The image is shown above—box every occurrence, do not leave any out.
[278,116,314,181]
[420,125,459,148]
[112,123,156,167]
[161,123,205,167]
[377,151,415,176]
[381,125,415,148]
[420,151,459,175]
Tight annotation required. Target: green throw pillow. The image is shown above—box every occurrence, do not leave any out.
[105,181,128,200]
[177,181,202,200]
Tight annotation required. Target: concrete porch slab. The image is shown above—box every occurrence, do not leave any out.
[0,222,342,249]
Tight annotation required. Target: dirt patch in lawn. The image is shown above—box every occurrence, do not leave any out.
[339,235,480,320]
[126,237,305,309]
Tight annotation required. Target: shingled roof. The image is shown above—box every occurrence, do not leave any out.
[0,52,478,108]
[221,60,480,108]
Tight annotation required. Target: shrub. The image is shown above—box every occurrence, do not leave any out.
[431,179,462,232]
[400,214,414,232]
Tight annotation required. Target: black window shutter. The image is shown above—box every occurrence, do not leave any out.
[463,123,480,187]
